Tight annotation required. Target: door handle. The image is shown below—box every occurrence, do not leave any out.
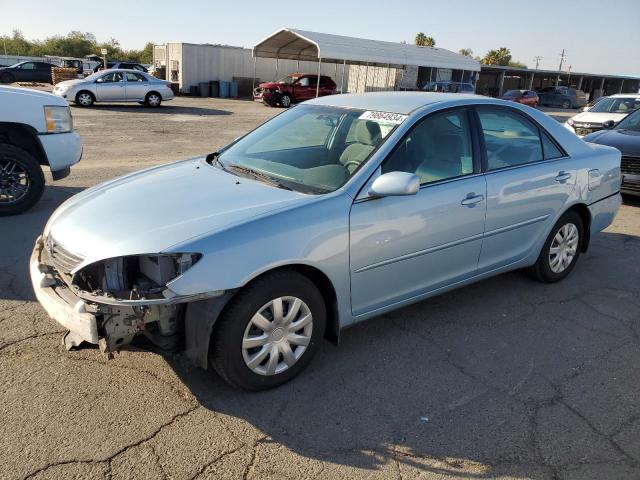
[555,171,572,183]
[461,194,484,206]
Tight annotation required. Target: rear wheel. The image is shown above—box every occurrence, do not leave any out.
[75,91,94,107]
[530,211,583,283]
[211,271,326,390]
[0,144,45,216]
[562,99,571,109]
[145,92,162,107]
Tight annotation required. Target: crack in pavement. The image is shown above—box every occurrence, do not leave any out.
[21,405,201,480]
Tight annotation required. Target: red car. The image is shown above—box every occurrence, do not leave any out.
[253,73,337,108]
[500,89,539,107]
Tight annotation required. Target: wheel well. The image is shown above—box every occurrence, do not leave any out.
[76,90,95,100]
[567,203,591,252]
[239,265,340,344]
[146,90,161,99]
[0,122,48,166]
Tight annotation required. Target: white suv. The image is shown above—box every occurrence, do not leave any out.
[0,86,82,215]
[565,94,640,137]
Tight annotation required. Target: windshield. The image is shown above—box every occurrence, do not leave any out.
[589,97,640,114]
[616,109,640,131]
[277,76,296,84]
[216,105,401,194]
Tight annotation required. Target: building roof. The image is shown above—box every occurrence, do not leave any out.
[480,64,640,81]
[253,28,480,72]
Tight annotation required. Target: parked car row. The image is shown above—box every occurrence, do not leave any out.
[0,60,149,85]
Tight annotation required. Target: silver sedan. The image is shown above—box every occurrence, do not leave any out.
[53,69,174,107]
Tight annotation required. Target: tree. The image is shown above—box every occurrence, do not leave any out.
[415,33,435,47]
[459,48,473,57]
[482,47,512,66]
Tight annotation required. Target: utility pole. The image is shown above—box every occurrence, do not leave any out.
[558,49,566,72]
[534,56,542,70]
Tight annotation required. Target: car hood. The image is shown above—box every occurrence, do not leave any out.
[45,158,309,265]
[258,81,285,89]
[584,128,640,157]
[55,79,85,88]
[570,111,629,124]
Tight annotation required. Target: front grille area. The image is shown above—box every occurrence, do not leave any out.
[46,236,84,275]
[575,127,601,136]
[621,156,640,175]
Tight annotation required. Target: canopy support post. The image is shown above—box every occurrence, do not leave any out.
[296,59,299,71]
[316,57,322,97]
[275,57,278,81]
[341,59,346,93]
[251,56,257,92]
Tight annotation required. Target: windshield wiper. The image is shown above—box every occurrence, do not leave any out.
[226,164,293,191]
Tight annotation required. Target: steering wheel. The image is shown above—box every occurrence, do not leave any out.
[342,160,361,172]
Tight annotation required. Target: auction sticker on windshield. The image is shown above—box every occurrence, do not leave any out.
[359,111,408,125]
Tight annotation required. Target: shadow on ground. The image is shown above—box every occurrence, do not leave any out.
[71,103,233,116]
[164,228,640,478]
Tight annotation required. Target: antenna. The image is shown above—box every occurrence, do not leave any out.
[534,56,542,70]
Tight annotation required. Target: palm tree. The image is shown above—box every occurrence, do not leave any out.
[415,32,427,46]
[459,48,473,57]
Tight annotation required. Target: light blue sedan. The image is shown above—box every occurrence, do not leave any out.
[30,92,621,390]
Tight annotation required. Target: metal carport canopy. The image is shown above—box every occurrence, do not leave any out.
[252,28,481,71]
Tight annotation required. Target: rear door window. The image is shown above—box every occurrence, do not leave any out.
[477,108,543,170]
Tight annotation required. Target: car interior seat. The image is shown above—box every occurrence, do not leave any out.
[339,121,382,173]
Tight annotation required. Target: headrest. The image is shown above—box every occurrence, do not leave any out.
[355,121,382,146]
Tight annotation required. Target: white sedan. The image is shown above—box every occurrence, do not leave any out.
[565,94,640,137]
[53,69,174,107]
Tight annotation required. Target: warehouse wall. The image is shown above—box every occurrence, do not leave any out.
[346,64,400,93]
[172,43,349,94]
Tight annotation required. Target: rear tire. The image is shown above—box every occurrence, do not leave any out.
[145,92,162,107]
[211,271,326,391]
[562,99,571,109]
[530,211,583,283]
[0,144,45,216]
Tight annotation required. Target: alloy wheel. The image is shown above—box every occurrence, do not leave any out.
[0,159,29,204]
[241,296,313,376]
[548,223,579,273]
[281,95,291,107]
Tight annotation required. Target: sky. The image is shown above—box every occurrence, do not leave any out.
[1,0,639,76]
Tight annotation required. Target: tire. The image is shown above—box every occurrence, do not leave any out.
[530,210,583,283]
[75,91,94,107]
[0,144,45,216]
[211,271,326,391]
[562,99,571,109]
[0,72,14,84]
[279,93,292,108]
[145,92,162,107]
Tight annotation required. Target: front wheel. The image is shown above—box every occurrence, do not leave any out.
[530,211,583,283]
[75,91,94,107]
[0,72,14,84]
[279,93,292,108]
[0,144,45,216]
[211,271,326,390]
[145,92,162,107]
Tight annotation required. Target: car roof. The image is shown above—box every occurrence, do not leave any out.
[103,68,147,73]
[306,91,483,114]
[609,93,640,98]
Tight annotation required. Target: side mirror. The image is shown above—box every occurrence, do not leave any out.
[603,120,615,129]
[369,172,420,197]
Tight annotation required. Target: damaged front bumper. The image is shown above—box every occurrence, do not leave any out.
[30,236,224,354]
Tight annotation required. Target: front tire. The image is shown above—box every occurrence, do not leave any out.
[279,93,292,108]
[530,211,583,283]
[211,271,326,391]
[0,72,15,84]
[0,144,45,216]
[75,91,94,107]
[145,92,162,107]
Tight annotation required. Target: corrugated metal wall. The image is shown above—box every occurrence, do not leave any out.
[346,64,402,92]
[164,43,351,94]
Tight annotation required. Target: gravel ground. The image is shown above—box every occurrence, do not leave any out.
[1,95,639,480]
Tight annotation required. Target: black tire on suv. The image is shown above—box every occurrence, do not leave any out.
[0,144,45,216]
